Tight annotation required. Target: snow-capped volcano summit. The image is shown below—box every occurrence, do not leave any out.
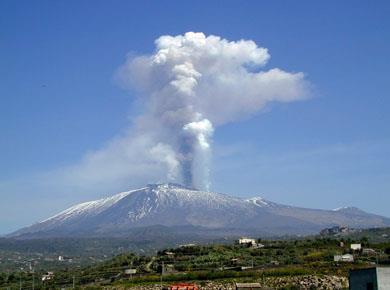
[10,183,390,238]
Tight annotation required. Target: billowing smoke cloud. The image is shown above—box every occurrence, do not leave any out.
[116,32,309,189]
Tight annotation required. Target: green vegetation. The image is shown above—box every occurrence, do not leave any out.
[335,227,390,243]
[0,229,388,289]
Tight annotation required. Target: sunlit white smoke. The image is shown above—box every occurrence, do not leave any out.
[182,118,214,189]
[117,32,309,189]
[183,119,213,150]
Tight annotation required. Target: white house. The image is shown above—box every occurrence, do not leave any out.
[350,244,362,251]
[42,272,54,281]
[238,238,257,246]
[58,255,72,262]
[124,269,137,275]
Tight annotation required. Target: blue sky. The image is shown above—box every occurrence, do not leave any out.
[1,1,389,234]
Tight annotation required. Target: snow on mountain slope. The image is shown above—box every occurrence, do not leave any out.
[41,188,145,224]
[9,183,390,238]
[246,197,282,208]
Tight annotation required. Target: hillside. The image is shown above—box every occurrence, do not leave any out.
[0,231,389,289]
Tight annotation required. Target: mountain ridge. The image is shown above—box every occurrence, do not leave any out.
[9,183,390,239]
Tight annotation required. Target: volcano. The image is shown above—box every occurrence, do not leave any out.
[9,183,390,239]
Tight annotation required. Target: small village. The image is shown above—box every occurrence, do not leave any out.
[0,227,389,289]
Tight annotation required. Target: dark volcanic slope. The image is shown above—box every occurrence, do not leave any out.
[10,184,390,238]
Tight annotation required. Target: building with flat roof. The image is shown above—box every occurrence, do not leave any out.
[349,267,390,290]
[351,243,362,251]
[238,238,257,245]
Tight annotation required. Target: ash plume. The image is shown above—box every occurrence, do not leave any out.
[117,32,309,189]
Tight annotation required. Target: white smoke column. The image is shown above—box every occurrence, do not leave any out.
[117,32,310,189]
[183,118,213,189]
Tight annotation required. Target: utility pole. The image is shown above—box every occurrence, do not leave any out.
[19,270,22,290]
[130,261,133,283]
[32,268,35,290]
[376,250,381,265]
[73,275,75,289]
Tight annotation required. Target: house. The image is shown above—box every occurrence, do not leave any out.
[349,267,390,290]
[253,243,265,249]
[235,283,263,290]
[362,248,377,256]
[351,243,362,251]
[238,237,257,247]
[124,269,137,275]
[58,255,73,262]
[164,264,175,273]
[230,258,239,265]
[334,254,354,262]
[41,272,54,281]
[239,237,257,245]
